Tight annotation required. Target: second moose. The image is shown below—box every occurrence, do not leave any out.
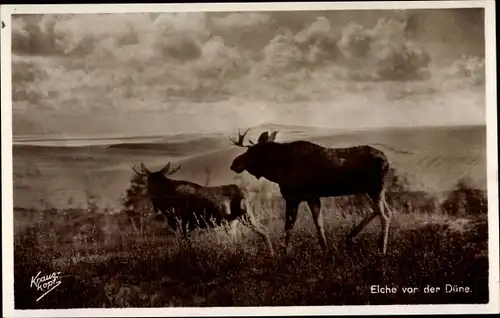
[132,162,274,255]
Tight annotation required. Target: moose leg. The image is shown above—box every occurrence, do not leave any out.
[307,197,328,252]
[284,199,299,254]
[168,217,179,233]
[221,200,232,218]
[355,191,392,254]
[146,209,160,224]
[181,219,190,239]
[228,219,240,240]
[241,202,274,256]
[244,219,274,256]
[346,213,378,241]
[378,189,393,255]
[346,193,378,242]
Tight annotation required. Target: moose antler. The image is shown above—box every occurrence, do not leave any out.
[160,162,171,174]
[229,128,252,147]
[160,161,182,175]
[132,164,148,176]
[165,164,182,175]
[141,163,151,174]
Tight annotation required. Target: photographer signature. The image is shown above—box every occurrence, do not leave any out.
[30,271,62,302]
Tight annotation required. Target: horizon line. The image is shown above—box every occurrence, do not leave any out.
[11,122,487,145]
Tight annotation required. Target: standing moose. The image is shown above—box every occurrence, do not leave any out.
[229,128,393,255]
[132,162,274,255]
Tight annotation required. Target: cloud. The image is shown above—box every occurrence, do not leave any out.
[151,12,209,62]
[12,13,152,57]
[432,55,486,91]
[335,18,431,80]
[11,57,54,107]
[367,19,431,80]
[252,17,339,79]
[337,22,372,60]
[212,12,271,29]
[12,58,47,84]
[196,36,248,80]
[153,12,208,36]
[155,34,202,62]
[448,56,485,86]
[260,33,304,75]
[250,15,431,83]
[10,11,486,136]
[12,15,65,55]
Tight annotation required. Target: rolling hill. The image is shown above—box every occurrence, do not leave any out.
[11,124,487,210]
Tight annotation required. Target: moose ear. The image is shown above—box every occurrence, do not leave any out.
[257,131,269,143]
[269,131,278,142]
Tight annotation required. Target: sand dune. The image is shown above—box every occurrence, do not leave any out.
[11,124,487,210]
[108,136,232,158]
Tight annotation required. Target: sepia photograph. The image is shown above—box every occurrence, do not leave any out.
[1,1,498,316]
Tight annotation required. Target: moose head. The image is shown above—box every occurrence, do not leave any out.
[229,128,279,180]
[132,162,182,186]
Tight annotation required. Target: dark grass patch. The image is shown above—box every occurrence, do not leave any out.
[13,175,489,308]
[14,214,488,308]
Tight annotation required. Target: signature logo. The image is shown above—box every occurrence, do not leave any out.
[30,271,62,302]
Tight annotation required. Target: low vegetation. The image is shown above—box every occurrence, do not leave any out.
[13,169,489,308]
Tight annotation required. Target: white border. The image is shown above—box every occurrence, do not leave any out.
[1,1,498,316]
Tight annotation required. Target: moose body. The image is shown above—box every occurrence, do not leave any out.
[132,162,274,254]
[240,141,389,197]
[229,129,393,255]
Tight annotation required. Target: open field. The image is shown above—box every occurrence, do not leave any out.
[14,207,489,308]
[13,123,487,210]
[12,124,489,308]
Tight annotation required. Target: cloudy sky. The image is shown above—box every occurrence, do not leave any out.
[11,8,485,137]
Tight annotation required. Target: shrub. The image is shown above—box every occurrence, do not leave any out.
[384,167,439,214]
[440,177,488,216]
[120,173,156,235]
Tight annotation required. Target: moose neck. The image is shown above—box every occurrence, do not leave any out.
[147,175,176,193]
[251,143,291,185]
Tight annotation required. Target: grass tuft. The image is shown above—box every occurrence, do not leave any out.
[13,174,489,308]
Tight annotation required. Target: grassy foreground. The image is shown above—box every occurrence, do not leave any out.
[13,187,489,308]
